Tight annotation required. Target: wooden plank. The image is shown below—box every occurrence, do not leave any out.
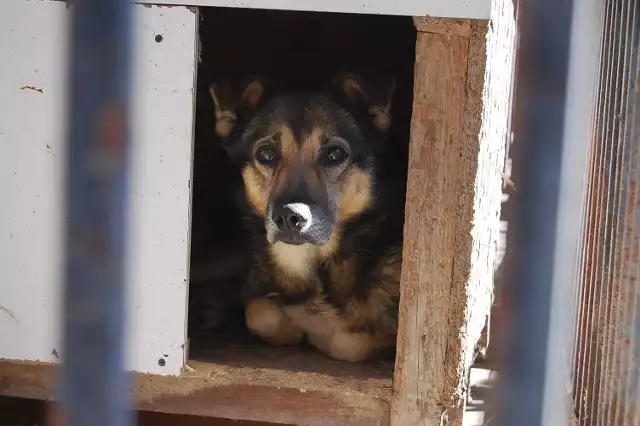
[0,398,280,426]
[0,342,393,426]
[393,7,515,424]
[391,23,473,426]
[412,16,472,37]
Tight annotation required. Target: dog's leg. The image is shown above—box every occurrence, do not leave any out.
[308,329,383,362]
[245,297,304,346]
[284,304,393,362]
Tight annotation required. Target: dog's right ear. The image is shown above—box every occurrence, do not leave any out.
[240,78,267,109]
[209,76,271,140]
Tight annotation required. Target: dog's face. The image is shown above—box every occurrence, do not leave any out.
[210,74,394,246]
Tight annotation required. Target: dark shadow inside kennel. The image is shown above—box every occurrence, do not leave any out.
[187,6,416,375]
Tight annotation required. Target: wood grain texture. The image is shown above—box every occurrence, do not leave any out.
[393,11,516,423]
[391,26,473,425]
[413,16,472,37]
[0,338,393,426]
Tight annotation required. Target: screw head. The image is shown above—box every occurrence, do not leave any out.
[158,358,166,367]
[155,34,163,43]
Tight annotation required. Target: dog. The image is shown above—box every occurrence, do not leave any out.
[208,73,404,362]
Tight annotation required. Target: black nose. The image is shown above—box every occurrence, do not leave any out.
[272,205,307,233]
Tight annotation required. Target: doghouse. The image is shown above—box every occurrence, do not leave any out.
[0,0,515,424]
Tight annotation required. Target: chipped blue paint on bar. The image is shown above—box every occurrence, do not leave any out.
[62,0,134,425]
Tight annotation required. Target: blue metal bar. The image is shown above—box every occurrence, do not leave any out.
[62,0,134,425]
[500,0,600,425]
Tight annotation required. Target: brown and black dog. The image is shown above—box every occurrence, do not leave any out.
[209,74,405,362]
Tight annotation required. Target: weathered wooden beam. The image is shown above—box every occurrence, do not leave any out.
[393,5,515,424]
[0,354,393,426]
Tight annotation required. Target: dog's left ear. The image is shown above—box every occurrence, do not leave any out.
[327,73,396,133]
[209,75,272,141]
[209,79,238,139]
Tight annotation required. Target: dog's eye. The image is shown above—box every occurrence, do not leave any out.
[323,145,349,166]
[255,145,279,165]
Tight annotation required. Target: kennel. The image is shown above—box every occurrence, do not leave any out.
[0,0,515,424]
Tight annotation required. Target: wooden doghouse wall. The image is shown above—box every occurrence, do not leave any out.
[392,3,516,424]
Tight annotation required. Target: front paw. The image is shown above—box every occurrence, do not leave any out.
[308,330,396,363]
[245,297,303,346]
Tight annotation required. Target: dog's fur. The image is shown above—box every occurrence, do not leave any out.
[209,74,404,362]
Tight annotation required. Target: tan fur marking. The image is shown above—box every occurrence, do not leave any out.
[301,126,324,160]
[242,165,269,214]
[337,167,373,220]
[209,83,223,110]
[245,297,303,346]
[318,230,340,259]
[370,106,391,132]
[322,250,400,331]
[270,242,317,279]
[215,116,236,138]
[278,125,296,160]
[341,74,366,101]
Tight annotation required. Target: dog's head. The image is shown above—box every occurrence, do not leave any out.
[210,74,395,246]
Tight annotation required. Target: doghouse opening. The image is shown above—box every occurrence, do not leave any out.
[187,6,416,379]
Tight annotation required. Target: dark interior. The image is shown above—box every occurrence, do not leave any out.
[187,6,416,373]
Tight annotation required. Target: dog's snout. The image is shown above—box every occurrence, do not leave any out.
[272,203,312,234]
[267,198,334,246]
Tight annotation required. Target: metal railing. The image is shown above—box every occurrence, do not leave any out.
[572,0,640,424]
[499,0,640,425]
[61,0,134,425]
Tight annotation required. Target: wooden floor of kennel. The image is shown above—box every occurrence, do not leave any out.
[0,1,515,425]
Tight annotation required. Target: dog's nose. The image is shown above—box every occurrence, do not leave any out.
[272,203,312,234]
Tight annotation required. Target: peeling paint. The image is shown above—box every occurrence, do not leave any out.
[0,305,20,323]
[21,85,43,94]
[142,3,197,14]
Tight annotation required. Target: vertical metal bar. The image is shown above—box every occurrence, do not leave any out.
[600,0,637,423]
[570,0,606,404]
[500,0,600,424]
[581,0,615,420]
[587,0,623,421]
[574,3,609,421]
[61,0,134,425]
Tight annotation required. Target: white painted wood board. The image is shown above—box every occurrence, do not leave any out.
[0,1,198,376]
[134,0,491,19]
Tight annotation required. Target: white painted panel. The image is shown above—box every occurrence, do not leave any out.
[127,5,198,376]
[0,2,198,376]
[135,0,490,19]
[0,0,67,365]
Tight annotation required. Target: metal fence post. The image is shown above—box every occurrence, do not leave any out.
[500,0,601,425]
[61,0,134,425]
